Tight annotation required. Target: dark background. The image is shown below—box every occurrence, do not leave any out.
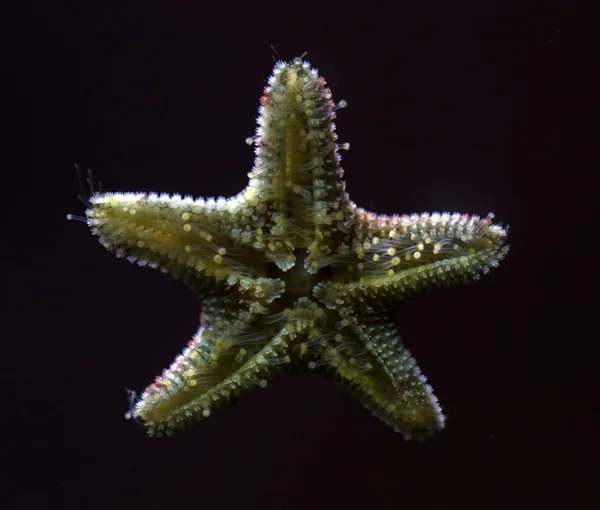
[5,2,585,509]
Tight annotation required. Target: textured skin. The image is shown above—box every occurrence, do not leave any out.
[83,59,508,438]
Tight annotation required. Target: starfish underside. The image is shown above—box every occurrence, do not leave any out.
[83,59,508,439]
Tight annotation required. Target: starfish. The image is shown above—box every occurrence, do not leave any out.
[71,58,508,439]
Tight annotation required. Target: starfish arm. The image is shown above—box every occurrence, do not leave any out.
[130,294,294,436]
[86,191,285,304]
[307,305,445,439]
[314,209,509,307]
[245,60,353,273]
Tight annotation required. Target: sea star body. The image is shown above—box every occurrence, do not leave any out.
[79,59,508,439]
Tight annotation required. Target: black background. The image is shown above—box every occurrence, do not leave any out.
[5,2,586,509]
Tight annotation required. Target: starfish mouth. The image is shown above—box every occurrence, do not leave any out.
[270,250,333,306]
